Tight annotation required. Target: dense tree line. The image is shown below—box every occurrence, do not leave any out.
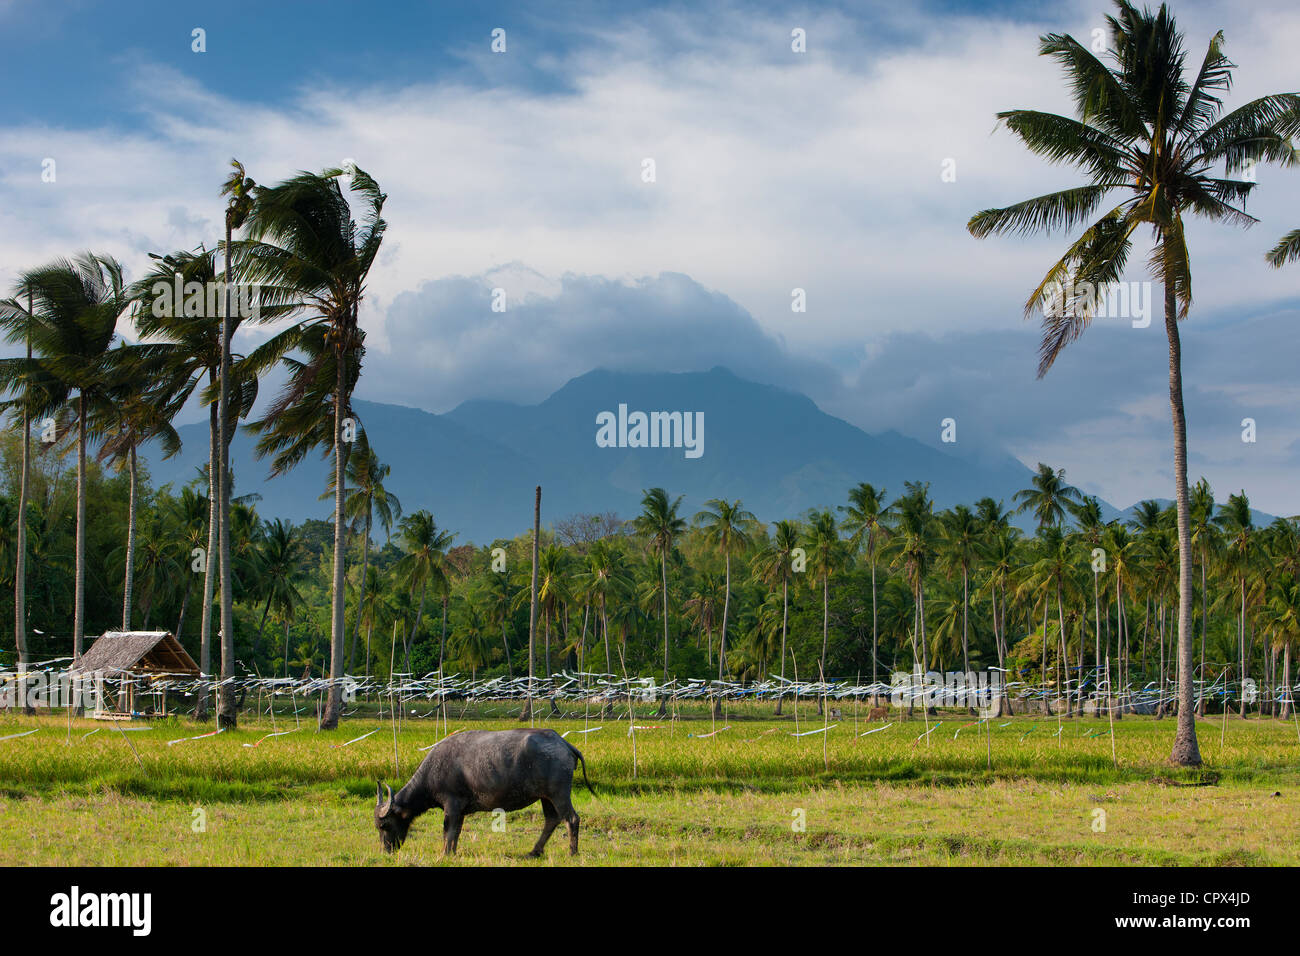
[2,422,1297,725]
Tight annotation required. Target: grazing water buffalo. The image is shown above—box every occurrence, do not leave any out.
[375,728,595,857]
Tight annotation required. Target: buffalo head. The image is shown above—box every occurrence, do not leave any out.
[375,781,412,853]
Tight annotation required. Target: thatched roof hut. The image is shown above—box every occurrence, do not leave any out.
[74,631,199,677]
[73,631,200,718]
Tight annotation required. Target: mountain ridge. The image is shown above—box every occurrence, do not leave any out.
[141,366,1271,542]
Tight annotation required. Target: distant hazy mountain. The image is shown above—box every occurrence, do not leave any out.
[145,366,1258,544]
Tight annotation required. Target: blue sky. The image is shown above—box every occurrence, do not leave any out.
[1,0,1298,514]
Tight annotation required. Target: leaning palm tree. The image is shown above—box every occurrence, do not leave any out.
[633,488,686,684]
[0,280,60,700]
[969,0,1300,765]
[0,253,127,657]
[129,245,285,720]
[694,498,755,681]
[238,163,387,729]
[91,347,181,629]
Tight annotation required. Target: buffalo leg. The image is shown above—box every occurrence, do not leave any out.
[529,799,560,857]
[558,797,579,855]
[443,809,464,855]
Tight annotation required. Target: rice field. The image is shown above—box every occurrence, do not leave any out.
[1,708,1297,866]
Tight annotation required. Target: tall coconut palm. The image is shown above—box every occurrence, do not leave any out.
[577,539,630,675]
[1188,478,1219,713]
[803,509,844,694]
[633,488,685,684]
[1069,494,1107,701]
[394,510,456,676]
[839,483,890,697]
[1014,463,1081,532]
[1023,526,1082,714]
[129,246,280,720]
[969,0,1300,764]
[751,519,800,713]
[1215,492,1256,717]
[694,498,755,681]
[885,482,939,687]
[208,160,258,727]
[0,254,127,658]
[321,429,400,672]
[238,163,387,729]
[483,566,516,677]
[0,281,58,702]
[91,347,181,629]
[979,524,1021,714]
[939,504,981,676]
[171,485,210,643]
[535,544,570,678]
[1264,578,1300,720]
[452,597,496,683]
[682,569,723,665]
[251,518,307,662]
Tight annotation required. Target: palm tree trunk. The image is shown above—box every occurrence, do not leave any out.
[501,616,512,676]
[819,573,829,716]
[1057,583,1067,716]
[1238,577,1248,719]
[523,486,540,722]
[122,445,138,629]
[1166,277,1202,765]
[217,230,237,730]
[14,289,31,712]
[1282,645,1292,720]
[196,396,218,721]
[320,344,349,730]
[175,578,191,646]
[1197,548,1208,716]
[438,594,448,673]
[776,577,788,716]
[347,513,372,673]
[961,565,970,675]
[718,553,731,681]
[74,392,87,659]
[661,552,669,684]
[1094,569,1101,713]
[870,554,878,704]
[254,593,273,660]
[602,595,611,675]
[1040,597,1051,715]
[406,580,427,675]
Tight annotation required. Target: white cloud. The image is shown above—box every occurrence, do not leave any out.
[1,0,1297,513]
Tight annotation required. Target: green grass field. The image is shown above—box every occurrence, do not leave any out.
[2,705,1297,865]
